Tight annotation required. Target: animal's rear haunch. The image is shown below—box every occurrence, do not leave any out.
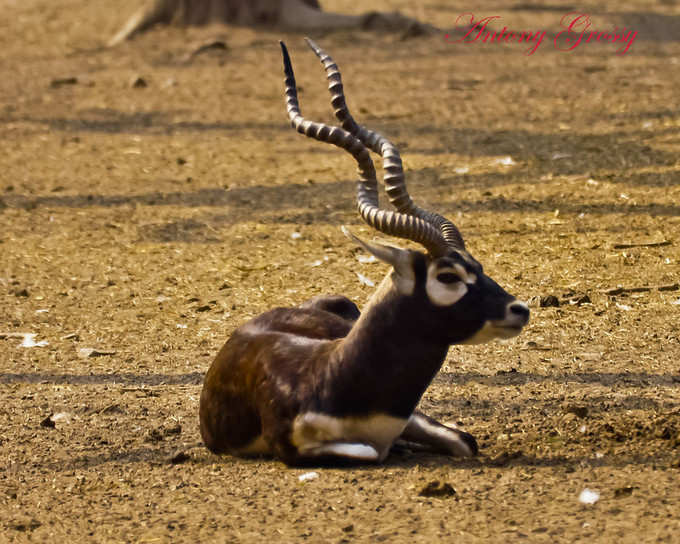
[199,39,529,466]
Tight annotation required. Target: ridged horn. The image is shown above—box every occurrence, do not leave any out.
[280,41,449,257]
[304,37,466,252]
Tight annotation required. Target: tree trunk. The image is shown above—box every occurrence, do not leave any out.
[108,0,436,46]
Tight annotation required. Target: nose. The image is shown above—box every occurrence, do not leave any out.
[507,301,530,326]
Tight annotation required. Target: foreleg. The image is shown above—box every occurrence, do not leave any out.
[399,411,478,457]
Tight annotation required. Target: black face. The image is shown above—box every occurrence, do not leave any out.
[400,250,526,345]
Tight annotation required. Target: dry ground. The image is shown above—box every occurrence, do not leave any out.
[1,0,679,542]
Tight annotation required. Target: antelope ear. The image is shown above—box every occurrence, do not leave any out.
[341,226,414,281]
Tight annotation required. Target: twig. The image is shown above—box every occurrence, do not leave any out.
[605,284,679,296]
[612,240,671,249]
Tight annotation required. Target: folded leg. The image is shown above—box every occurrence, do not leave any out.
[400,411,478,457]
[300,441,380,462]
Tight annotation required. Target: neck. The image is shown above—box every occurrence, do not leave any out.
[331,277,449,418]
[360,272,394,314]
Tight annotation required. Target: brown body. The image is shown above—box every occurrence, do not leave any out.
[200,302,353,462]
[200,249,528,465]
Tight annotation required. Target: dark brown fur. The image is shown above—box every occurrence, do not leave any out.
[199,302,353,460]
[199,250,524,465]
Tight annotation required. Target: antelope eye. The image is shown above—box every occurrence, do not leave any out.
[437,272,460,284]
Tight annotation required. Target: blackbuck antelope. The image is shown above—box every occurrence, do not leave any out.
[199,39,530,465]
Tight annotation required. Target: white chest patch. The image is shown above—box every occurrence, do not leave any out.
[291,412,408,461]
[459,319,523,344]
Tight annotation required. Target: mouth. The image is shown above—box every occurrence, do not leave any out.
[492,325,524,340]
[459,321,526,345]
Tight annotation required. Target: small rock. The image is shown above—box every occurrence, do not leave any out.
[419,481,457,498]
[98,404,124,416]
[189,40,228,58]
[356,254,377,264]
[50,412,72,424]
[578,488,600,505]
[526,296,541,308]
[489,450,523,467]
[614,486,636,498]
[40,415,56,428]
[165,424,182,436]
[130,76,148,88]
[8,518,41,532]
[568,294,591,306]
[298,471,319,482]
[565,405,589,419]
[169,451,190,465]
[540,295,560,307]
[196,305,211,312]
[78,348,116,358]
[18,333,48,348]
[14,288,29,297]
[356,272,375,287]
[493,156,516,166]
[658,427,674,440]
[146,428,164,443]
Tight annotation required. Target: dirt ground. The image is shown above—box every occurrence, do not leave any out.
[1,0,679,542]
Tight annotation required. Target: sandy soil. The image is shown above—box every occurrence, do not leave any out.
[1,0,679,542]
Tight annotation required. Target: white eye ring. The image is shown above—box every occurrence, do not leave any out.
[426,265,468,306]
[453,263,477,285]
